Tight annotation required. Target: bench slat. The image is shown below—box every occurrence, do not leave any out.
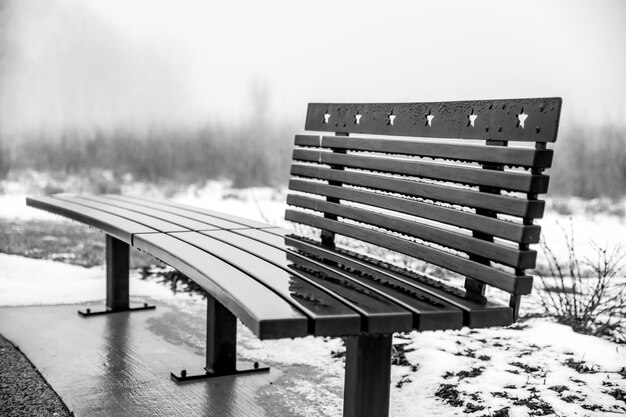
[52,195,189,235]
[115,195,275,229]
[286,194,537,268]
[169,231,362,336]
[133,233,308,340]
[295,135,554,168]
[292,149,549,193]
[278,233,513,328]
[74,195,222,231]
[305,98,562,142]
[195,231,412,334]
[286,260,413,334]
[202,230,461,331]
[290,165,545,218]
[105,195,257,230]
[284,252,461,331]
[284,210,533,295]
[26,196,154,243]
[288,179,540,243]
[236,229,512,328]
[167,230,412,335]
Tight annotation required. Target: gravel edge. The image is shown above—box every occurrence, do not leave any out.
[0,334,72,417]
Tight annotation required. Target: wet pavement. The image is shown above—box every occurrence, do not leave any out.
[0,302,286,417]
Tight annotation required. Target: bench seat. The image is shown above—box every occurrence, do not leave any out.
[28,193,512,338]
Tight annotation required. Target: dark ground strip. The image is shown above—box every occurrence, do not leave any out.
[0,334,71,417]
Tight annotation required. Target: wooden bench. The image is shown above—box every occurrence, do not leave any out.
[26,97,562,417]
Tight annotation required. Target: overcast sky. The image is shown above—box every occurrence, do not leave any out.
[1,0,624,135]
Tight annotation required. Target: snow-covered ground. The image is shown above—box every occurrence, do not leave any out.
[0,253,174,306]
[540,203,626,269]
[1,178,626,416]
[0,252,624,416]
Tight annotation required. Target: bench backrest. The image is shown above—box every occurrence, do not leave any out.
[285,98,562,318]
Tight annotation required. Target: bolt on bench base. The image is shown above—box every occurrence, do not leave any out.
[170,361,269,382]
[77,303,156,317]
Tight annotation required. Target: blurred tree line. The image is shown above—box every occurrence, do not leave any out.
[1,121,295,188]
[0,79,297,189]
[1,116,625,197]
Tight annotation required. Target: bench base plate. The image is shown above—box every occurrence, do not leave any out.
[77,303,156,317]
[170,361,270,382]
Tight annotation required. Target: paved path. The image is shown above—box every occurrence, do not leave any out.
[0,302,281,417]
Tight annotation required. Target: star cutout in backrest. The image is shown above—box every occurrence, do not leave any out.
[517,109,528,129]
[323,113,330,124]
[468,111,478,127]
[425,111,434,127]
[387,110,396,126]
[355,113,362,125]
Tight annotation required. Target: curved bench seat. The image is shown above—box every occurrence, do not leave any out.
[25,193,507,339]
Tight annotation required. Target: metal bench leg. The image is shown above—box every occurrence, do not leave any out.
[343,334,393,417]
[206,293,237,374]
[170,294,269,382]
[78,235,155,316]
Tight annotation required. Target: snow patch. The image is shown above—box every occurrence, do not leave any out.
[0,195,63,221]
[0,253,173,306]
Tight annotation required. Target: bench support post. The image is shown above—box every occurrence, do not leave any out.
[343,333,393,417]
[206,293,237,374]
[170,294,269,382]
[78,235,155,317]
[106,235,130,311]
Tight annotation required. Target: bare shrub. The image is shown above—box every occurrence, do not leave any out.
[537,224,626,342]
